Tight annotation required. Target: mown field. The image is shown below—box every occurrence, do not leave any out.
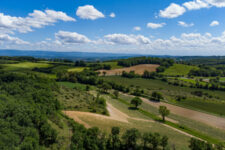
[162,64,199,76]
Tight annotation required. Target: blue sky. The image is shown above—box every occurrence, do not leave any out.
[0,0,225,55]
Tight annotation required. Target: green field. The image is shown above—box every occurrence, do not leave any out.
[101,61,123,69]
[1,62,52,71]
[118,93,225,142]
[57,82,106,115]
[162,64,199,76]
[102,76,225,116]
[220,77,225,82]
[67,67,87,72]
[76,95,191,150]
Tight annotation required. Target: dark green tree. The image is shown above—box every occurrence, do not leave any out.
[130,96,142,109]
[159,106,170,122]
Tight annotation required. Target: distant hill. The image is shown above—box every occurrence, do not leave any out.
[0,50,140,61]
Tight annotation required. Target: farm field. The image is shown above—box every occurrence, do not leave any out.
[1,62,52,70]
[102,76,225,116]
[64,95,191,150]
[98,64,159,75]
[162,64,199,76]
[101,61,123,69]
[67,67,88,72]
[119,93,225,141]
[220,77,225,82]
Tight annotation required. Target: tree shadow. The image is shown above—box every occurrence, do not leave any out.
[128,107,138,110]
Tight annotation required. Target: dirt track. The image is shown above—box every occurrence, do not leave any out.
[64,102,198,139]
[140,97,225,130]
[98,64,159,76]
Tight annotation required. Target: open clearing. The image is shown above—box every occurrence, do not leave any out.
[99,64,159,75]
[64,100,192,150]
[162,64,198,76]
[139,96,225,130]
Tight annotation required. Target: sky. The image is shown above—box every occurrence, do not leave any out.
[0,0,225,55]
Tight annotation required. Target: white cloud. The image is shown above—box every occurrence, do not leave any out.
[178,21,194,27]
[104,34,150,45]
[110,13,116,18]
[55,31,91,44]
[161,0,225,19]
[159,3,186,18]
[76,5,105,20]
[0,10,75,34]
[210,20,219,26]
[147,23,166,29]
[206,0,225,7]
[183,0,210,10]
[0,34,29,45]
[133,26,141,31]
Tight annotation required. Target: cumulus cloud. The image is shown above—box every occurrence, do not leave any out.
[210,20,219,26]
[206,0,225,7]
[133,26,141,31]
[104,34,150,45]
[76,5,105,20]
[178,21,194,27]
[147,23,166,29]
[159,3,186,18]
[161,0,225,18]
[109,13,116,18]
[0,34,29,45]
[183,0,210,10]
[0,9,75,34]
[55,31,91,44]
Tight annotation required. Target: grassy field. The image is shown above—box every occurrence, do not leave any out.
[57,82,107,115]
[119,93,225,142]
[101,61,123,69]
[67,67,88,72]
[73,95,191,150]
[1,62,52,71]
[176,99,225,116]
[162,64,199,76]
[220,77,225,82]
[102,76,225,116]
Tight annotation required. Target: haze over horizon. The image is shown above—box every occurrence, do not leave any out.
[1,0,225,55]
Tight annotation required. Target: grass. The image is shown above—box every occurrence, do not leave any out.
[47,113,73,150]
[74,96,191,150]
[162,64,199,76]
[220,77,225,82]
[119,93,225,142]
[67,67,88,72]
[115,95,224,145]
[2,62,52,71]
[102,76,225,116]
[176,99,225,116]
[101,61,123,69]
[57,84,107,115]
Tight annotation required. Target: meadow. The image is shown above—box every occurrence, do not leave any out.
[1,62,52,71]
[69,94,191,150]
[162,64,199,76]
[67,67,88,72]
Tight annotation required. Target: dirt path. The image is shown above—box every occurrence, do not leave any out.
[63,111,91,128]
[140,97,225,130]
[64,102,199,139]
